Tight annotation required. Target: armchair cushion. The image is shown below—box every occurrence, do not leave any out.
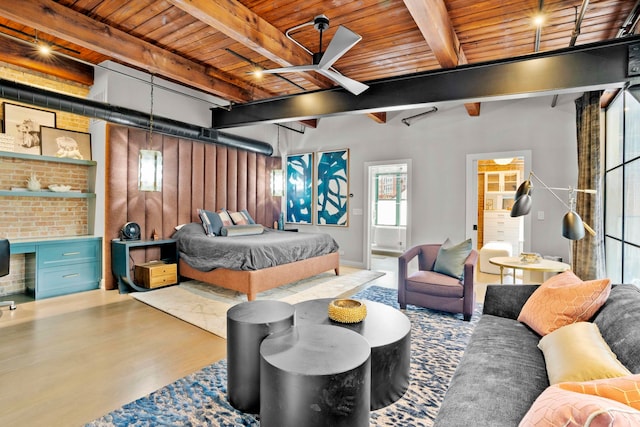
[406,271,464,298]
[433,238,472,280]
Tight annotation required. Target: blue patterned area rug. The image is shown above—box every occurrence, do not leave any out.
[87,286,480,427]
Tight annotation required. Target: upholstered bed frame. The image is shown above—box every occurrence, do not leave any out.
[178,251,340,301]
[106,125,339,294]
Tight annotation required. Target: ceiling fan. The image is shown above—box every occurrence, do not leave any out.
[260,15,369,95]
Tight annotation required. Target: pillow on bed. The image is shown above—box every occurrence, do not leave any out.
[220,224,264,237]
[240,209,256,224]
[217,209,233,226]
[198,209,224,236]
[229,211,248,225]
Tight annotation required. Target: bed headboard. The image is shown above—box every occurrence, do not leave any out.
[105,124,280,290]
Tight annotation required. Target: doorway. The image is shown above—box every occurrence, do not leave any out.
[364,160,411,270]
[465,150,532,253]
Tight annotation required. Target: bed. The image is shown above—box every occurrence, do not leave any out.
[173,223,340,301]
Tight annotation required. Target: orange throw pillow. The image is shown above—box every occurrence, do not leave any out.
[517,271,611,336]
[519,385,640,427]
[558,374,640,410]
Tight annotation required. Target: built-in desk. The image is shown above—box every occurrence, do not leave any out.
[10,236,102,299]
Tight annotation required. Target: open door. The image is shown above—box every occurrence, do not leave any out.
[363,160,412,270]
[466,150,532,254]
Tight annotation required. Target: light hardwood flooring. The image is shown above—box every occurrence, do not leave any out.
[0,290,225,426]
[0,256,504,426]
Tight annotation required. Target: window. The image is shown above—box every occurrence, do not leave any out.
[604,90,640,286]
[375,173,407,226]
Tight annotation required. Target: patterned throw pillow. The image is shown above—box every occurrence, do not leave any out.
[558,373,640,410]
[240,209,256,224]
[217,209,233,226]
[229,211,248,225]
[519,384,640,427]
[517,271,611,336]
[198,208,224,236]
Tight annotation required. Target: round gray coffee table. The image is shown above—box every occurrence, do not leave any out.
[226,300,295,413]
[294,298,411,409]
[260,324,371,427]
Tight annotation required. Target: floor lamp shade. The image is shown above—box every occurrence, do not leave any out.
[510,194,532,217]
[514,180,532,200]
[562,211,585,240]
[509,171,595,240]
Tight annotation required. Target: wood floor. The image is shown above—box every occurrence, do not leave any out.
[0,290,225,426]
[0,256,500,426]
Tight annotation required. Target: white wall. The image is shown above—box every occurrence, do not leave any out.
[92,61,227,128]
[226,94,580,266]
[87,61,581,266]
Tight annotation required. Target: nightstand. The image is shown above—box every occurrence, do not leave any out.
[111,239,178,293]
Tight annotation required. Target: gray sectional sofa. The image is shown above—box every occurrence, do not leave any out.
[433,284,640,426]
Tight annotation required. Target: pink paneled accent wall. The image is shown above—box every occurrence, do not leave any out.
[105,124,280,290]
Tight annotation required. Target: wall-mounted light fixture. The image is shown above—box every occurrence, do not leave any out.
[271,168,284,197]
[138,75,163,192]
[510,171,596,240]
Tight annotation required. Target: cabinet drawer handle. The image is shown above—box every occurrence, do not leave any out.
[63,252,81,256]
[63,273,80,279]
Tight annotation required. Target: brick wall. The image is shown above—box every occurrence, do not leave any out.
[0,62,92,296]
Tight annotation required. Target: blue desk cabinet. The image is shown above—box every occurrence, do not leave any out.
[11,237,102,299]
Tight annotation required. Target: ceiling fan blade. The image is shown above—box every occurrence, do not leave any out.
[317,25,362,70]
[261,65,319,74]
[319,69,369,95]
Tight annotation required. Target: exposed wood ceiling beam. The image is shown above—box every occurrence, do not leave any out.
[211,37,636,128]
[168,0,384,123]
[367,112,387,124]
[0,36,93,85]
[403,0,480,116]
[167,0,332,90]
[0,0,270,103]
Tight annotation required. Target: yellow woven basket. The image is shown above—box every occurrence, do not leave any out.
[328,299,367,323]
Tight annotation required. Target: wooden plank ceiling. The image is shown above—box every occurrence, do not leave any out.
[0,0,637,123]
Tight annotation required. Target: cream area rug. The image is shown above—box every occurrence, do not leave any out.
[131,267,385,338]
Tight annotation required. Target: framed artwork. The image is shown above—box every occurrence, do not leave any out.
[286,152,314,224]
[40,126,92,160]
[316,149,349,226]
[2,102,56,155]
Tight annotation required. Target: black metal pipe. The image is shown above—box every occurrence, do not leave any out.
[0,78,273,155]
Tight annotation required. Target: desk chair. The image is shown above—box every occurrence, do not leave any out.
[0,239,17,310]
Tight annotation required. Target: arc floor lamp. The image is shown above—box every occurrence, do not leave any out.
[510,171,596,240]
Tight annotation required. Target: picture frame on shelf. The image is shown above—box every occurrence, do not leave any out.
[40,126,92,160]
[316,149,349,227]
[286,152,313,224]
[2,102,56,155]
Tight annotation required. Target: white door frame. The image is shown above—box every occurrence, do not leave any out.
[363,159,412,270]
[465,150,532,252]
